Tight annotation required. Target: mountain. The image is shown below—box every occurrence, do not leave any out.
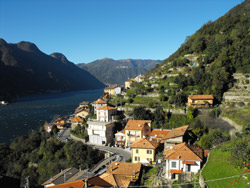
[146,0,250,102]
[0,39,105,100]
[78,58,161,85]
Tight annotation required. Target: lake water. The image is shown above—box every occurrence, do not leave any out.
[0,89,103,143]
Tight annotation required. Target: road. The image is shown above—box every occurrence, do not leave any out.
[89,145,131,161]
[58,127,71,142]
[58,128,131,161]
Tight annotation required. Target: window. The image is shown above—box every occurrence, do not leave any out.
[146,129,149,132]
[187,165,191,172]
[147,150,152,154]
[171,161,177,168]
[135,157,140,161]
[136,149,139,154]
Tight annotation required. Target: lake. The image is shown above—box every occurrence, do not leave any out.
[0,89,103,143]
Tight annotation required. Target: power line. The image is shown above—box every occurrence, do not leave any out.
[118,172,250,188]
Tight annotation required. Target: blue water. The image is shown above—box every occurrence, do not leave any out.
[0,89,103,143]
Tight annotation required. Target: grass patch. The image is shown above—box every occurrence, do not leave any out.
[202,150,250,188]
[221,106,250,126]
[144,167,158,185]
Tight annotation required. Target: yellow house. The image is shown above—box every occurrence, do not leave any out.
[130,138,159,164]
[187,95,214,108]
[104,84,119,96]
[74,108,89,118]
[124,120,151,147]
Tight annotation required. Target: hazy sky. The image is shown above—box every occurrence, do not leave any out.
[0,0,241,63]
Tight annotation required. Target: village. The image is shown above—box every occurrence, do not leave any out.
[41,74,214,188]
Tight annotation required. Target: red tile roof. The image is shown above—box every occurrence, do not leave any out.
[124,120,151,130]
[130,138,159,149]
[164,143,203,161]
[71,116,83,123]
[150,129,171,137]
[93,99,107,104]
[188,95,214,100]
[163,125,189,140]
[182,161,196,165]
[170,169,182,174]
[96,106,116,111]
[48,176,112,188]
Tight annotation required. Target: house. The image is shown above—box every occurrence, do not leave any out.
[124,120,151,147]
[44,125,53,133]
[79,101,90,109]
[100,161,142,188]
[130,138,159,164]
[104,84,121,96]
[186,95,214,108]
[96,106,116,122]
[162,125,189,149]
[92,98,107,112]
[46,176,112,188]
[71,116,84,129]
[87,120,115,145]
[125,79,133,89]
[135,75,145,83]
[74,108,89,119]
[42,167,79,187]
[149,129,171,142]
[114,130,125,148]
[164,143,208,180]
[54,119,66,130]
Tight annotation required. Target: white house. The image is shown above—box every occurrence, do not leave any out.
[164,143,207,180]
[114,130,125,148]
[96,106,116,122]
[87,121,115,145]
[92,98,107,112]
[87,105,116,145]
[135,75,145,83]
[114,86,122,95]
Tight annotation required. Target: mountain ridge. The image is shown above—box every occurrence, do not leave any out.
[78,58,161,85]
[0,39,105,100]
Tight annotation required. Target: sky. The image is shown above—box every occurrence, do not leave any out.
[0,0,241,64]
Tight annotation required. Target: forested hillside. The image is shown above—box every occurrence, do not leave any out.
[147,0,250,102]
[78,58,161,85]
[0,39,105,100]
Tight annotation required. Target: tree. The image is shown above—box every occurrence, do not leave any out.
[153,106,166,128]
[133,106,152,120]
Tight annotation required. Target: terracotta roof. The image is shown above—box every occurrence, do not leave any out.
[93,99,107,104]
[188,95,214,100]
[42,168,79,186]
[72,116,83,123]
[48,176,112,188]
[96,106,116,111]
[182,161,196,165]
[150,129,171,138]
[100,162,141,188]
[163,125,189,140]
[170,169,182,174]
[124,120,151,130]
[104,84,119,90]
[106,161,141,178]
[164,143,203,161]
[100,174,131,188]
[130,138,159,149]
